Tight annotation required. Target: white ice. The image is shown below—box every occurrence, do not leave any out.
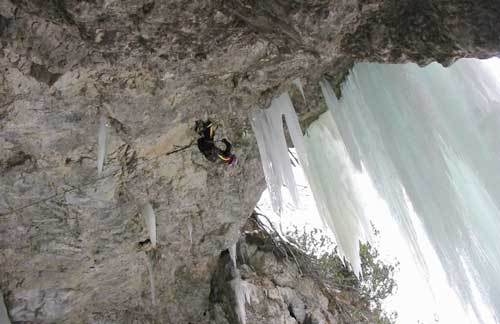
[142,203,157,248]
[251,93,309,214]
[97,114,109,176]
[308,59,500,322]
[252,90,367,275]
[292,78,306,103]
[229,244,246,324]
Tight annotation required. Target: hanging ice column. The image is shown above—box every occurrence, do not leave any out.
[251,93,309,214]
[97,114,109,176]
[229,244,257,324]
[301,80,372,276]
[251,92,369,275]
[229,244,246,324]
[142,202,157,248]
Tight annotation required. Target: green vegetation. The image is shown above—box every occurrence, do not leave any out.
[284,225,398,323]
[251,211,398,324]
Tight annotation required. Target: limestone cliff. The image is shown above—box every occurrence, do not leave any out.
[209,218,385,324]
[1,0,500,323]
[210,227,338,324]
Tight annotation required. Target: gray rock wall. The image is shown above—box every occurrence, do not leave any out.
[208,224,384,324]
[209,230,338,324]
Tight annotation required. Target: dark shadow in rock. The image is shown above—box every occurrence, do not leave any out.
[30,63,62,86]
[0,15,12,37]
[142,1,155,15]
[288,303,297,320]
[1,150,33,173]
[209,249,239,323]
[138,238,151,248]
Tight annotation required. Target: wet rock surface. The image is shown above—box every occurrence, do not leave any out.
[0,0,499,323]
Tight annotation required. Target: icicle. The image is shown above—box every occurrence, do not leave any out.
[241,281,257,305]
[0,291,11,324]
[229,244,237,269]
[251,93,309,214]
[142,204,157,305]
[251,89,368,275]
[187,219,193,246]
[231,277,246,324]
[292,78,306,103]
[251,109,283,213]
[229,244,246,324]
[294,79,373,276]
[142,203,157,248]
[97,114,109,176]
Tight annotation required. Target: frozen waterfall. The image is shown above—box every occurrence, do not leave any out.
[252,59,500,320]
[250,93,309,215]
[252,91,368,275]
[308,59,500,322]
[303,82,373,276]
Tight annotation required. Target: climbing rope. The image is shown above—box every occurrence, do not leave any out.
[0,142,195,218]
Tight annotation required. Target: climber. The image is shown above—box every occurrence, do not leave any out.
[196,119,237,166]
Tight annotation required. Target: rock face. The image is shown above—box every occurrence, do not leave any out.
[209,221,387,324]
[1,0,500,323]
[209,229,337,324]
